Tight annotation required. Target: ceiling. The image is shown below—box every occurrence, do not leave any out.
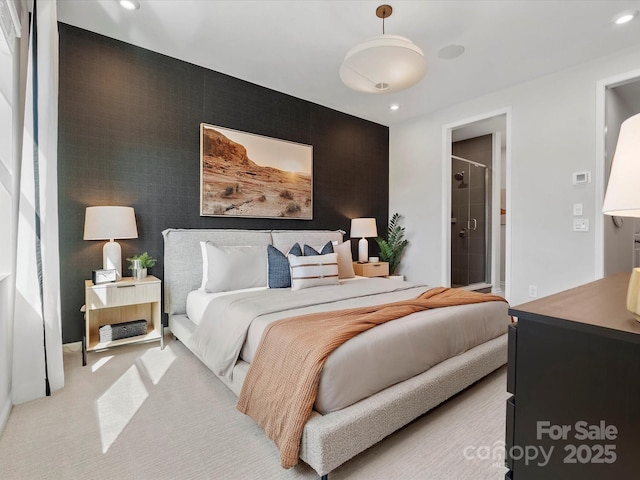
[56,0,640,127]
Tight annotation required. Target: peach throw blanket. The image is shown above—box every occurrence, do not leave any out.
[236,287,507,468]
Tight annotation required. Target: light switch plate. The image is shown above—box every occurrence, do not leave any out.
[573,203,583,216]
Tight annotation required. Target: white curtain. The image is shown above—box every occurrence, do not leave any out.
[12,0,63,404]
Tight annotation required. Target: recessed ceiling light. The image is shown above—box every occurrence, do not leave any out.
[119,0,140,11]
[613,10,638,25]
[390,104,400,111]
[437,44,465,60]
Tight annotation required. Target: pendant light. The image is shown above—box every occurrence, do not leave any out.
[340,4,426,94]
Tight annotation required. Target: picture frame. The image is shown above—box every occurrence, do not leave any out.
[200,123,313,219]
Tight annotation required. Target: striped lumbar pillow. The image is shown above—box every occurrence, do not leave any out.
[288,252,339,291]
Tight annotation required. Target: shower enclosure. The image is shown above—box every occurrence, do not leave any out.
[451,155,491,288]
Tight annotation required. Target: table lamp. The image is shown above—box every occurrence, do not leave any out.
[602,112,640,320]
[351,218,377,263]
[83,206,138,278]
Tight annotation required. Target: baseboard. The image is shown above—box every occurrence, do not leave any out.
[0,396,12,438]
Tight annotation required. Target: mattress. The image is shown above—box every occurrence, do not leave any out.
[186,277,510,414]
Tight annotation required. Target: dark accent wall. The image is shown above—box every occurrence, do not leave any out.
[58,23,389,343]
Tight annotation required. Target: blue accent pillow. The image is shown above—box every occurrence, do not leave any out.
[267,243,302,288]
[289,242,303,256]
[303,242,334,256]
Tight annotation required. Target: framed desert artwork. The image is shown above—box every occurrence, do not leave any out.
[200,123,313,219]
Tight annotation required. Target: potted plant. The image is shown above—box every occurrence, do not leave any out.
[375,213,409,278]
[127,252,157,279]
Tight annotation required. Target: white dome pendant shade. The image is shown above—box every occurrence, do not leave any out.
[340,35,426,93]
[340,5,426,94]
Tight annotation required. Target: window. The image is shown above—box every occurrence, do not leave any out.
[0,13,14,274]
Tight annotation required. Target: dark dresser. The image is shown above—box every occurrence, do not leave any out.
[506,272,640,479]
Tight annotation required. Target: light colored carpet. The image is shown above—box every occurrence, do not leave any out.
[0,337,509,479]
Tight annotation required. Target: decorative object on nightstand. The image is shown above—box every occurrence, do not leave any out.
[602,112,640,320]
[351,218,378,263]
[126,252,157,280]
[83,275,162,365]
[83,206,138,278]
[375,212,408,276]
[92,268,117,284]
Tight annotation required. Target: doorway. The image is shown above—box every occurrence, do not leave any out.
[442,110,509,297]
[597,71,640,277]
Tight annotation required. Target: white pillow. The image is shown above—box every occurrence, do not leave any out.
[288,252,339,291]
[333,240,355,279]
[200,242,268,293]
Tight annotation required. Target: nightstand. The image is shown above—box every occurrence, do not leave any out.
[353,261,389,277]
[83,275,162,365]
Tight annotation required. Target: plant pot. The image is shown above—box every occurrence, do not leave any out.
[131,259,147,279]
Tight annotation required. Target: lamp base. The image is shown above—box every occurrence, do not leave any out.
[358,237,369,263]
[103,240,123,278]
[626,267,640,322]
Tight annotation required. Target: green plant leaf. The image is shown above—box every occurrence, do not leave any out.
[375,213,408,275]
[126,251,157,269]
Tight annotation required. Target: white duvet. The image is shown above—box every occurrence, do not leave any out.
[188,278,510,413]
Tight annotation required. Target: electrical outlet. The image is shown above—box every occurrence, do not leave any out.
[528,285,538,298]
[573,218,589,232]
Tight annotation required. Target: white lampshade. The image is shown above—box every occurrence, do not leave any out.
[351,218,378,263]
[340,34,426,94]
[350,218,378,238]
[83,206,138,240]
[602,112,640,322]
[603,112,640,216]
[84,206,138,278]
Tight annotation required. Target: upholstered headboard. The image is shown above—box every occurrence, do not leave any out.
[162,228,344,316]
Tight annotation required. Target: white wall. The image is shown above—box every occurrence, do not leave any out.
[390,46,640,306]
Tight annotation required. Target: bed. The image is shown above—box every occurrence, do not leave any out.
[163,228,509,478]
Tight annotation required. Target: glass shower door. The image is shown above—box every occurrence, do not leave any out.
[451,158,488,288]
